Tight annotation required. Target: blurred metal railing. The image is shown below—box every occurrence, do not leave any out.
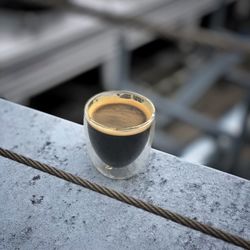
[23,0,250,54]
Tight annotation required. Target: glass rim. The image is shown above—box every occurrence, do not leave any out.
[84,90,155,135]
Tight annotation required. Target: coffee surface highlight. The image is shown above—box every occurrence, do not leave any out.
[92,103,147,129]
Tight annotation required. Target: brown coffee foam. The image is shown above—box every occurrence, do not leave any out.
[92,103,147,129]
[87,96,154,136]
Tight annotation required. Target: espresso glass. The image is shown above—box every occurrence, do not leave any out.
[84,90,155,179]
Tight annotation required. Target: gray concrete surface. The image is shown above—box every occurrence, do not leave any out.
[0,98,249,250]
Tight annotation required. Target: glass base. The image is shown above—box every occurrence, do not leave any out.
[94,162,140,180]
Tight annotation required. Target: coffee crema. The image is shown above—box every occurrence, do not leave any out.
[87,95,153,136]
[92,103,147,129]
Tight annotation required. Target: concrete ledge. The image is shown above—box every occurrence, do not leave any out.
[0,99,249,249]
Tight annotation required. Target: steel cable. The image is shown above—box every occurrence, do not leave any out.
[0,147,249,249]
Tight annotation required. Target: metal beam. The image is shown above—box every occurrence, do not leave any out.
[127,83,232,138]
[224,67,250,89]
[174,53,242,106]
[25,0,250,54]
[154,129,182,154]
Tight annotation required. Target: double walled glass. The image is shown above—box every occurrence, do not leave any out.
[84,90,155,179]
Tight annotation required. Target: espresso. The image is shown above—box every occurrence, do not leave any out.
[92,103,147,129]
[86,94,154,167]
[87,124,149,167]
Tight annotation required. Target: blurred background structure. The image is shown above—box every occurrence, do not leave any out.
[1,0,250,179]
